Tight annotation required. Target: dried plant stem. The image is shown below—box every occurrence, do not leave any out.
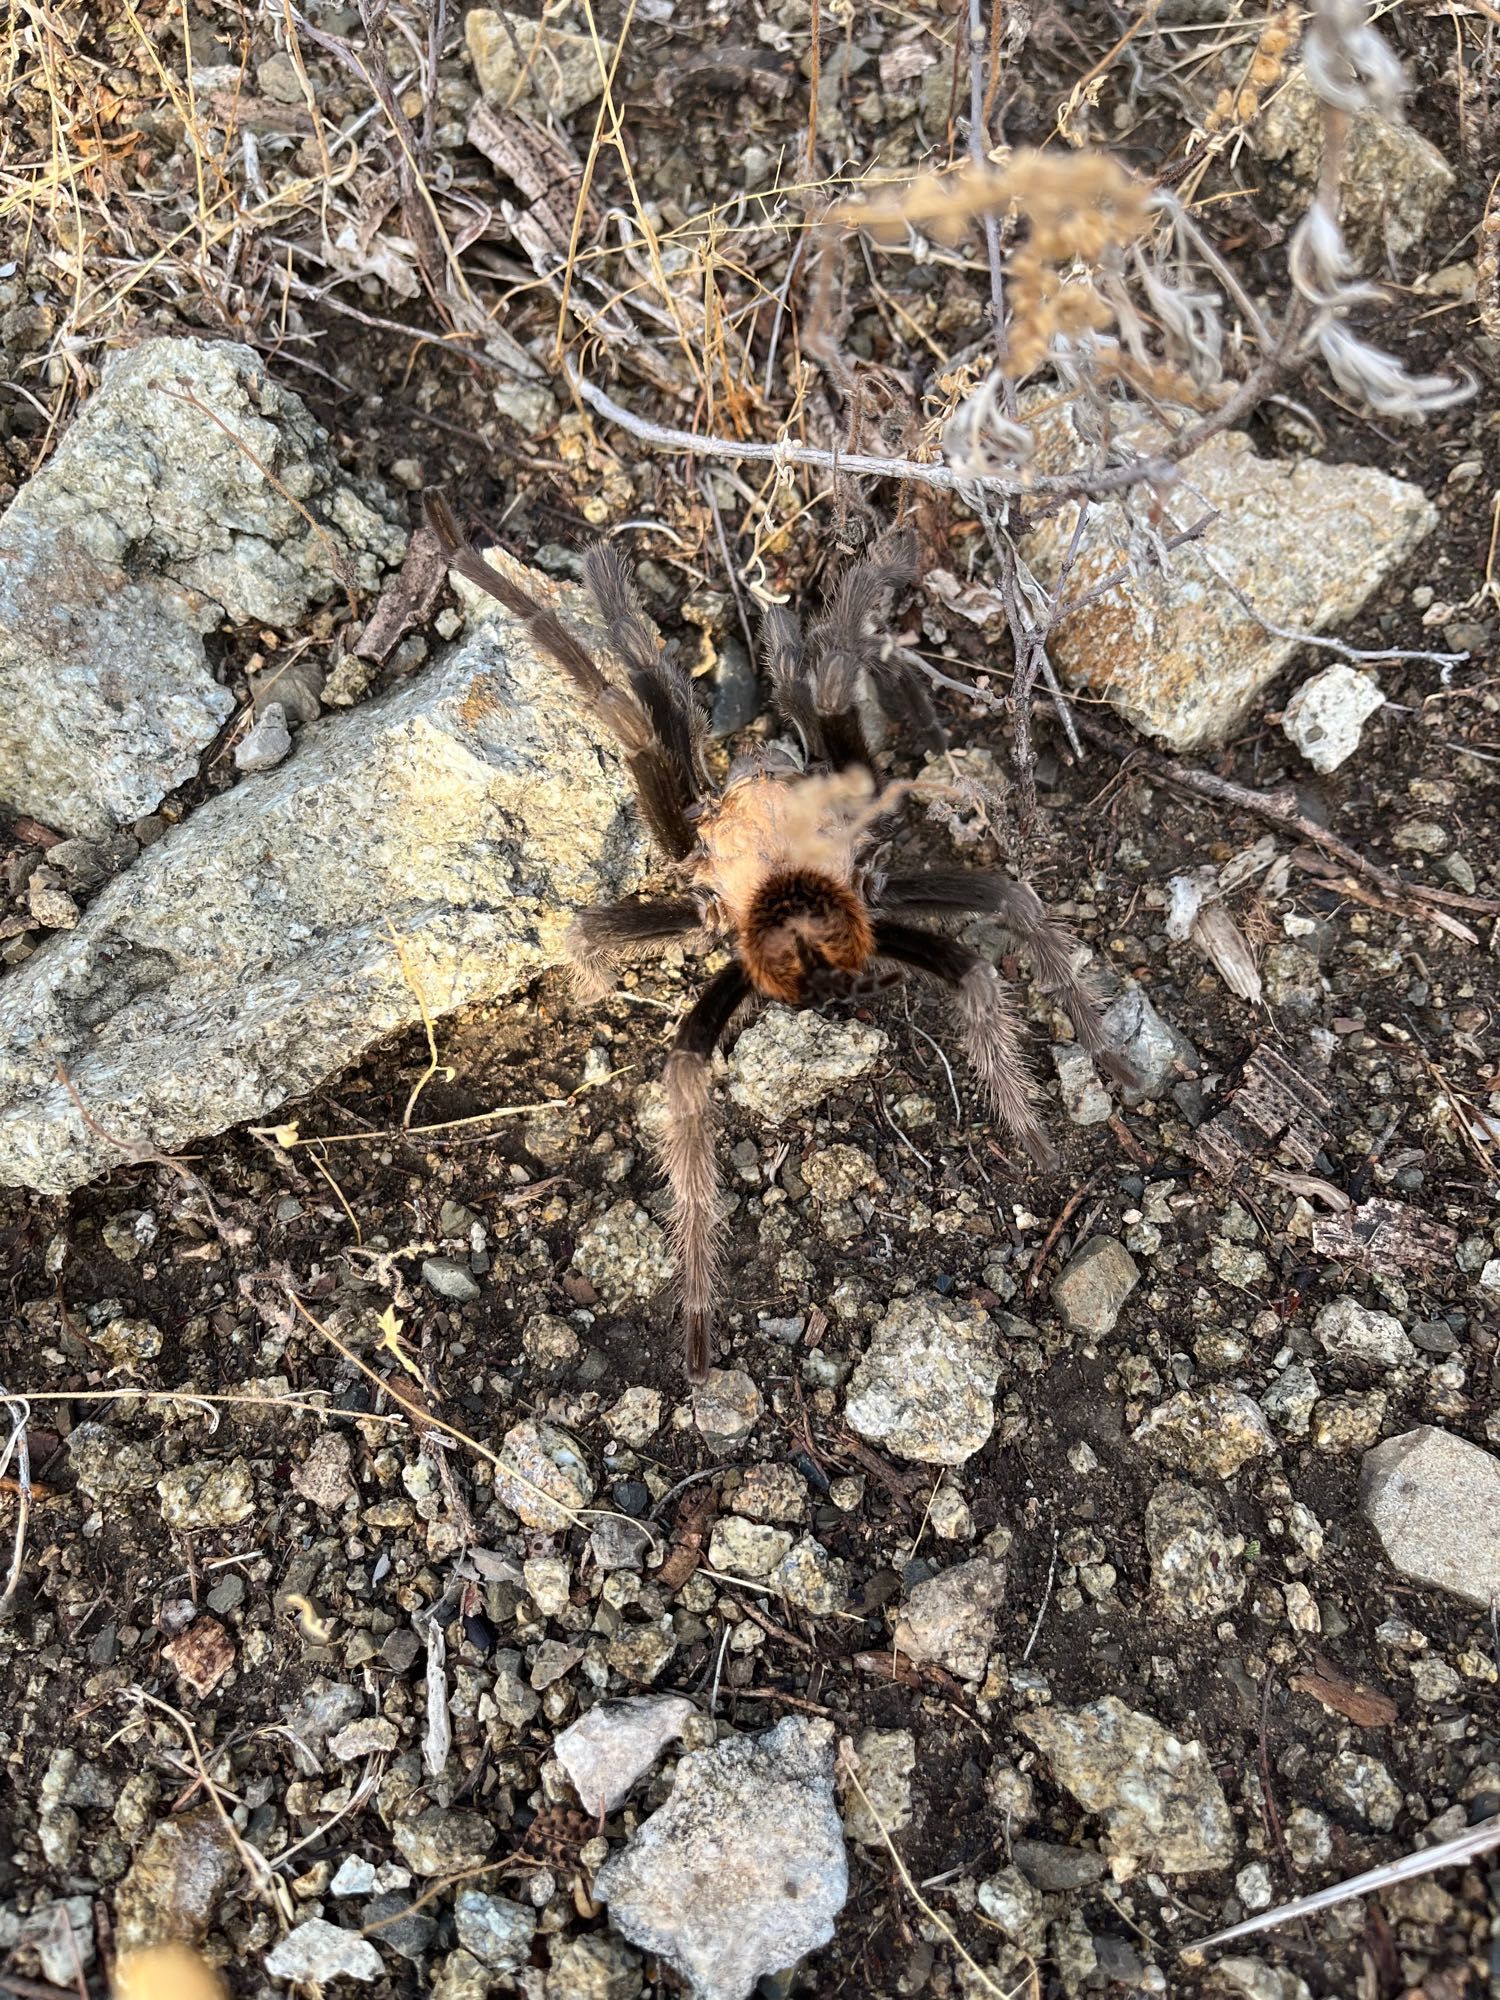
[568,363,1258,504]
[0,1387,32,1622]
[841,1760,1027,1999]
[1077,713,1500,923]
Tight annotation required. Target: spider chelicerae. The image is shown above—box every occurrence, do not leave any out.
[426,496,1134,1381]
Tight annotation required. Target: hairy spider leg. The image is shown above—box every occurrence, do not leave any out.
[565,895,704,999]
[659,962,751,1381]
[425,494,702,860]
[876,871,1137,1086]
[872,919,1058,1169]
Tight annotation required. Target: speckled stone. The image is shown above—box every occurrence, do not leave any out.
[774,1536,850,1616]
[554,1695,696,1815]
[594,1718,846,2000]
[845,1293,1000,1465]
[1023,401,1436,753]
[1020,1697,1235,1878]
[708,1517,794,1579]
[894,1557,1006,1680]
[1134,1386,1275,1480]
[156,1456,255,1531]
[1360,1426,1500,1608]
[491,1419,595,1531]
[840,1729,916,1847]
[1052,1237,1141,1338]
[572,1199,673,1309]
[726,1006,888,1122]
[1145,1481,1246,1620]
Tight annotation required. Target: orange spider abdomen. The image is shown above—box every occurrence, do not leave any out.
[738,869,876,1003]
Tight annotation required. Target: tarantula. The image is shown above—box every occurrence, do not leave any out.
[426,496,1134,1381]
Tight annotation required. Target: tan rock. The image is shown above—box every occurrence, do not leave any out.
[466,8,602,118]
[1255,73,1454,262]
[1022,403,1435,753]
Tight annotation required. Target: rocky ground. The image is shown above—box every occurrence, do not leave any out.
[1,3,1498,1998]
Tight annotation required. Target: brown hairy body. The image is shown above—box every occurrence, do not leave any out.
[426,496,1135,1381]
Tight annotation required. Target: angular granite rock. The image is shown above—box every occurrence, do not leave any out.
[1023,403,1435,753]
[0,337,403,836]
[0,551,644,1192]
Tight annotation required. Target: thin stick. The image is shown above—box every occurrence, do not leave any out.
[806,0,820,167]
[0,1387,32,1621]
[565,362,1281,506]
[1189,1814,1500,1953]
[1075,714,1500,921]
[1020,1524,1058,1664]
[841,1760,1026,1999]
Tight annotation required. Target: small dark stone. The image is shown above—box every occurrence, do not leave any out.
[791,1450,831,1496]
[381,1628,421,1672]
[1469,1791,1500,1824]
[709,636,762,738]
[612,1479,650,1518]
[1411,1319,1459,1356]
[463,1611,495,1653]
[362,1893,436,1961]
[1012,1838,1107,1892]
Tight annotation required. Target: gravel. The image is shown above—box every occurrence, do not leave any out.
[840,1729,917,1847]
[726,1006,889,1121]
[1134,1386,1277,1478]
[491,1420,596,1530]
[1145,1480,1247,1620]
[1281,663,1386,774]
[391,1808,497,1878]
[452,1891,537,1974]
[1314,1296,1416,1370]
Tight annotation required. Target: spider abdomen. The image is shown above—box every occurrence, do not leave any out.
[739,868,875,1003]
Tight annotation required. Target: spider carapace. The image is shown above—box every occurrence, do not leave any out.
[425,496,1134,1381]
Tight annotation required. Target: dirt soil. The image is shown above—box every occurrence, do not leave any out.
[1,2,1498,1998]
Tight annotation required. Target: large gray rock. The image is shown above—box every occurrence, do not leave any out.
[594,1716,846,2000]
[0,337,404,837]
[1360,1426,1500,1608]
[1023,403,1435,753]
[0,554,645,1192]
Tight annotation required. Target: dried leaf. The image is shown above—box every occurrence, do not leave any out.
[1191,1046,1332,1180]
[1192,902,1263,1003]
[1310,1197,1458,1274]
[1291,1657,1398,1728]
[351,526,450,664]
[656,1485,715,1593]
[422,1612,451,1777]
[1263,1170,1351,1210]
[162,1615,235,1696]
